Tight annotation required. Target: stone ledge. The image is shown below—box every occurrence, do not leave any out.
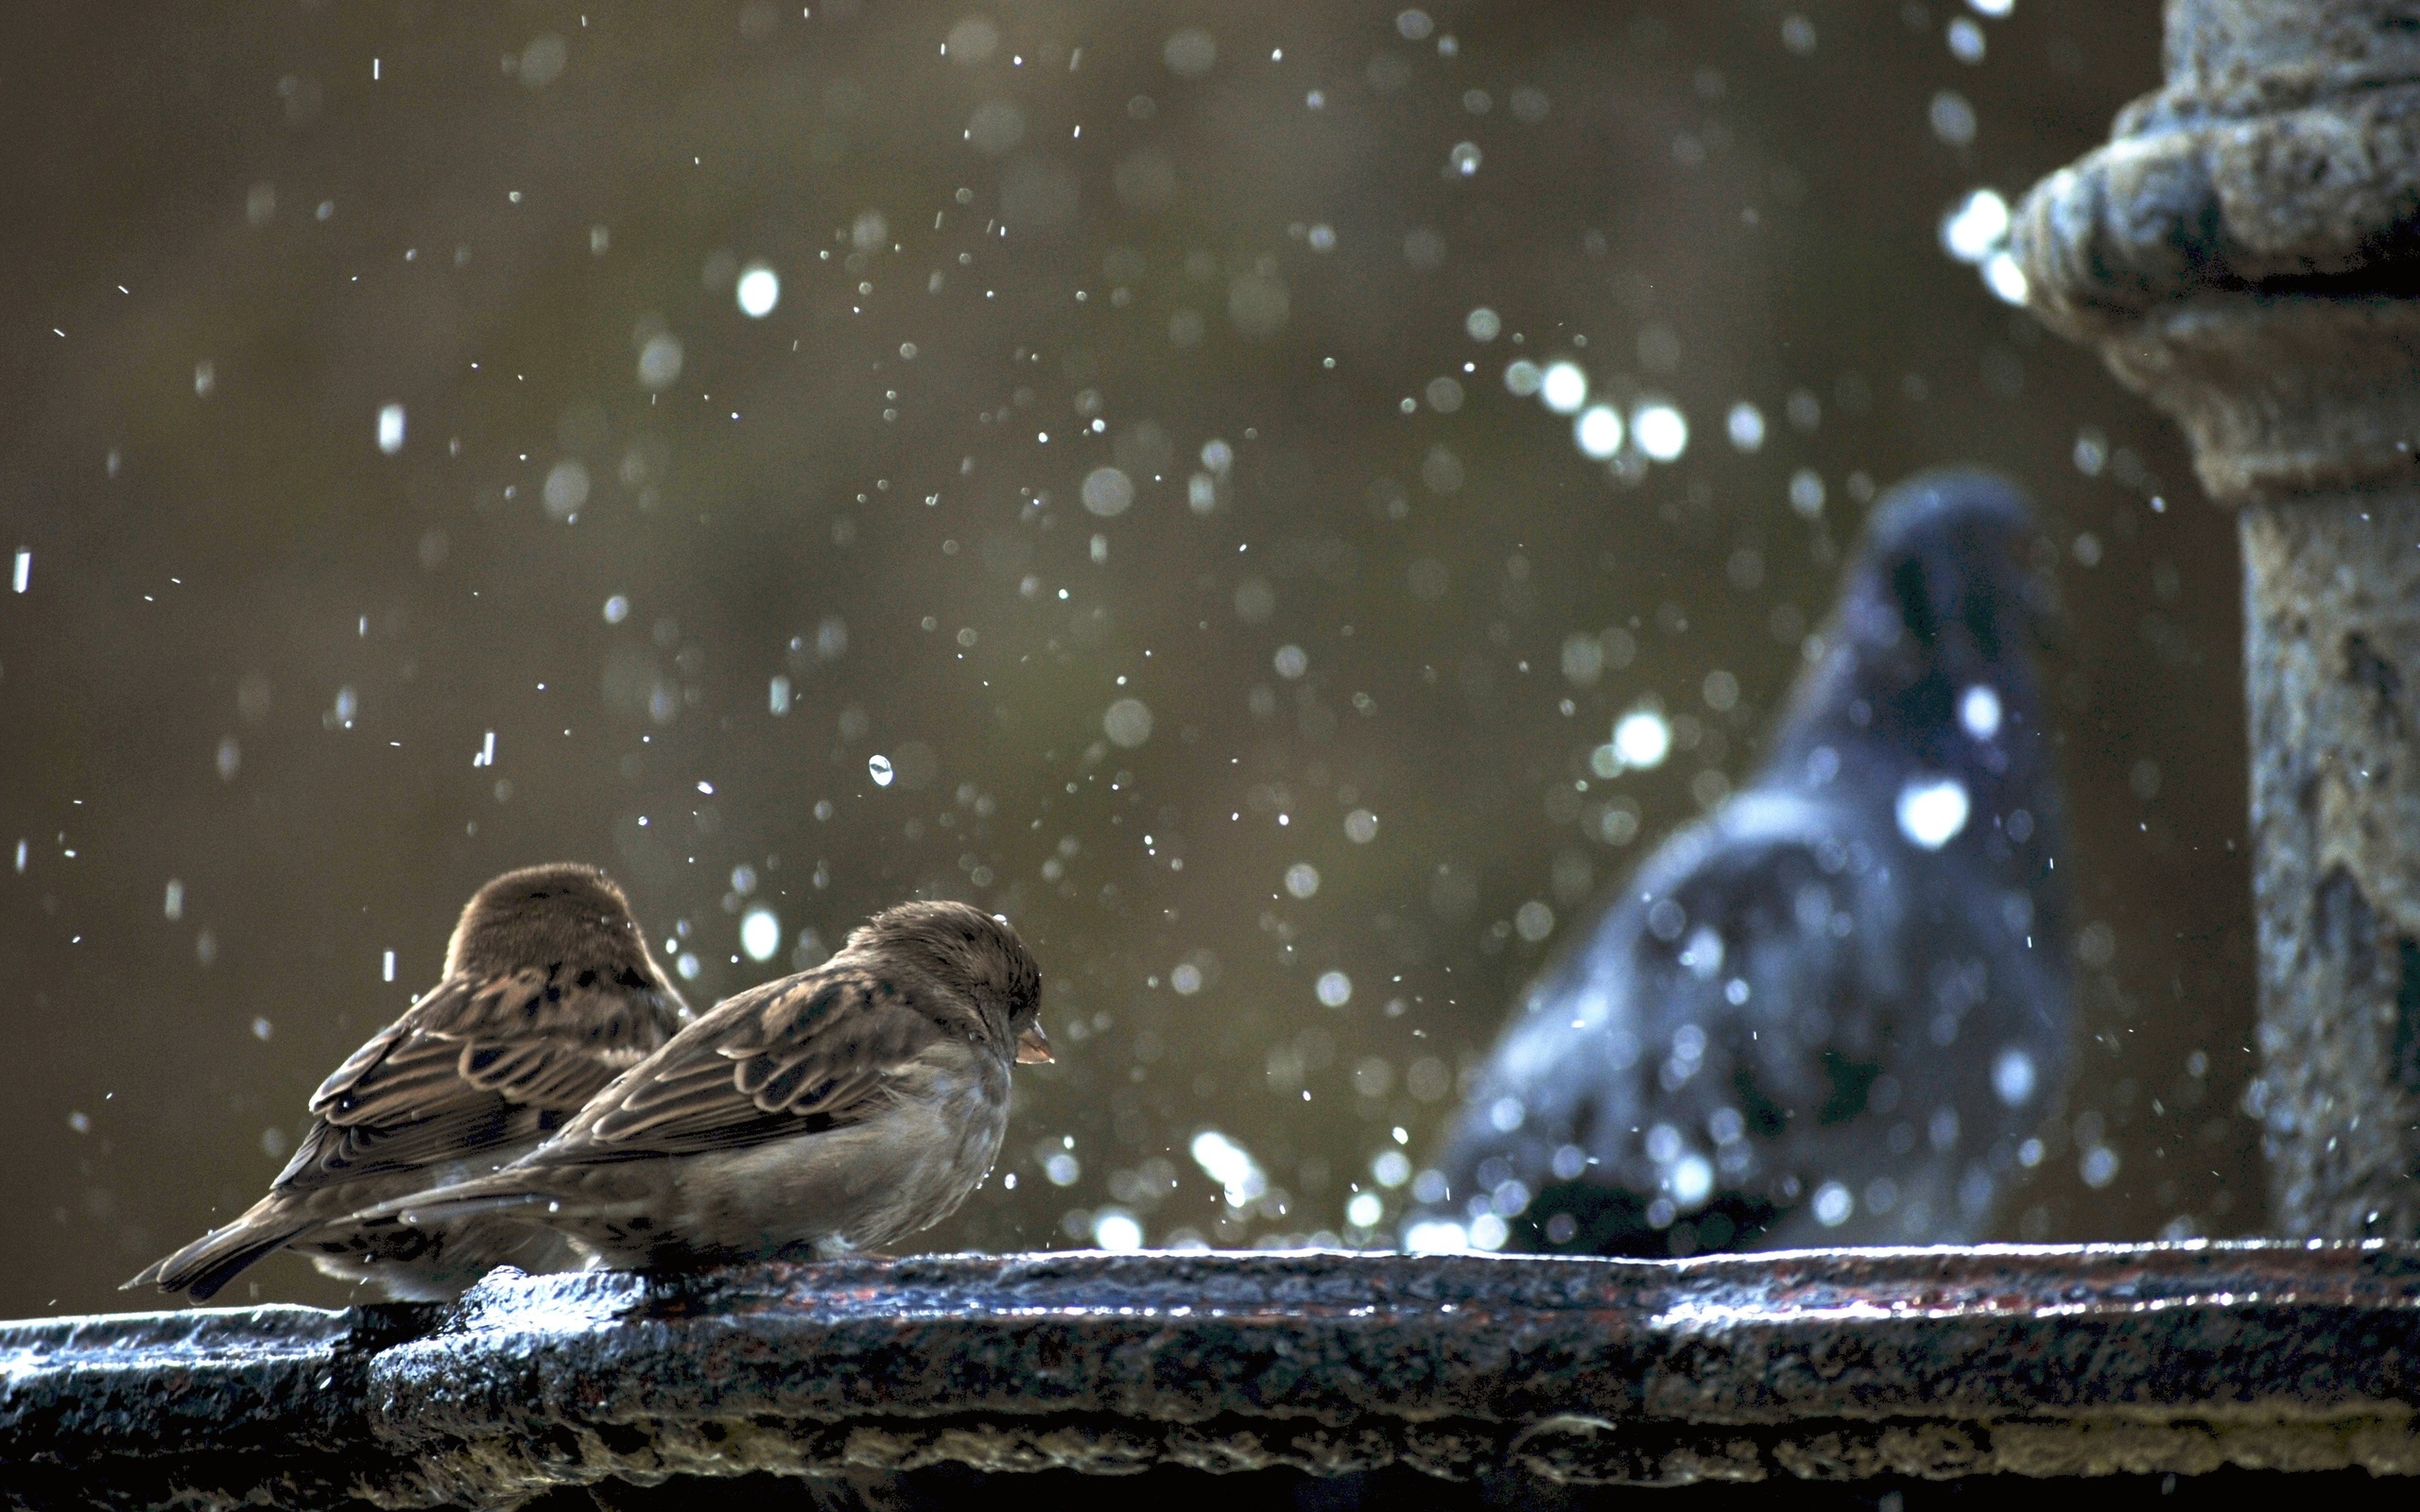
[6,1245,2420,1509]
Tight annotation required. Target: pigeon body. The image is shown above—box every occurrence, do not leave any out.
[129,863,690,1301]
[1425,470,2071,1255]
[354,901,1049,1271]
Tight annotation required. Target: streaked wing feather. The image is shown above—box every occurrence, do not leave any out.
[277,967,681,1196]
[568,965,943,1158]
[278,1102,540,1185]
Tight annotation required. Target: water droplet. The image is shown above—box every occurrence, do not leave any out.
[1895,776,1971,849]
[869,753,895,786]
[1994,1047,2037,1107]
[740,907,781,962]
[1671,1155,1714,1207]
[1539,361,1588,414]
[1633,403,1688,461]
[1163,26,1217,77]
[1574,404,1624,459]
[1080,466,1134,517]
[735,263,780,317]
[1960,684,2002,740]
[1940,189,2010,264]
[1981,250,2029,304]
[636,334,683,389]
[520,33,568,87]
[1102,697,1153,747]
[1092,1210,1143,1250]
[2080,1144,2119,1188]
[1929,89,1978,146]
[543,460,590,518]
[1613,710,1671,769]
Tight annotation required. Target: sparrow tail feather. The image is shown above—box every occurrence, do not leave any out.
[130,1220,314,1302]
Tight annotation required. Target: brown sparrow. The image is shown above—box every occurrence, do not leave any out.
[355,901,1049,1270]
[127,863,691,1302]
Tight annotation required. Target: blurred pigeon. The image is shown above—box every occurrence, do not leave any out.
[1419,470,2070,1255]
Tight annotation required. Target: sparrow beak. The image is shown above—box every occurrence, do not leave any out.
[1015,1022,1055,1065]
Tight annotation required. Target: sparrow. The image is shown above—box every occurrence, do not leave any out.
[127,862,691,1302]
[354,900,1050,1271]
[1420,470,2072,1255]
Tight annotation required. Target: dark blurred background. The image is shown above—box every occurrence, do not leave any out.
[0,0,2245,1318]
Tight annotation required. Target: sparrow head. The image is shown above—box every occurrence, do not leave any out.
[1853,468,2057,672]
[848,900,1050,1063]
[445,862,667,992]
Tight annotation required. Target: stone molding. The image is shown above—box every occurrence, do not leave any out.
[2012,1,2420,506]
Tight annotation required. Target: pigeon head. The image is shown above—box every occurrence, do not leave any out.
[1773,469,2059,775]
[846,901,1050,1061]
[445,862,658,982]
[1857,469,2055,675]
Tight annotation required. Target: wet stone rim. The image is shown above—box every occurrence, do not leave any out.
[6,1245,2420,1505]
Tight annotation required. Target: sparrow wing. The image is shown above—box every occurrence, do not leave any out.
[539,962,959,1160]
[278,968,682,1187]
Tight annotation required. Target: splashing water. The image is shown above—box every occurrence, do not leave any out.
[1895,776,1971,849]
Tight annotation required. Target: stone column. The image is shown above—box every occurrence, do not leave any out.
[2014,1,2420,1237]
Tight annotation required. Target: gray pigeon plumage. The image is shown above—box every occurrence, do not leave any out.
[1420,469,2071,1256]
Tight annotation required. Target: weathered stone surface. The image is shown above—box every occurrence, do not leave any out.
[2014,0,2420,1240]
[8,1246,2420,1509]
[2013,0,2420,507]
[2239,496,2420,1238]
[0,1300,437,1510]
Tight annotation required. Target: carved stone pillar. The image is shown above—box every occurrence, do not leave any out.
[2014,1,2420,1236]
